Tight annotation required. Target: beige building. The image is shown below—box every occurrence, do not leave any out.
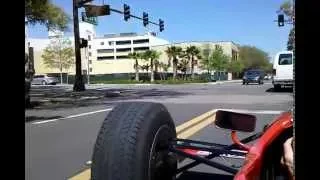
[28,20,239,79]
[89,32,169,74]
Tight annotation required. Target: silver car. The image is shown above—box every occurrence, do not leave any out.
[32,75,59,85]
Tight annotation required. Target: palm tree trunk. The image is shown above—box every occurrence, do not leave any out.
[135,59,139,81]
[173,58,177,80]
[150,59,154,82]
[60,66,63,84]
[191,56,195,80]
[66,73,69,84]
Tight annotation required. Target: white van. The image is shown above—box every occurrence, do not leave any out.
[272,51,293,90]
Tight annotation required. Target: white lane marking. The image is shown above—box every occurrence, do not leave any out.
[217,108,284,115]
[32,108,113,125]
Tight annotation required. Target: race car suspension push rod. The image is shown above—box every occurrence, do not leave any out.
[175,131,263,174]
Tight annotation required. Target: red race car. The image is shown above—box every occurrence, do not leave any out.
[91,102,293,180]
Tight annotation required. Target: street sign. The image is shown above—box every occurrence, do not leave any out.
[81,12,98,25]
[85,5,110,17]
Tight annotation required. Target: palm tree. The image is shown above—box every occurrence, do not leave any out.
[128,52,142,81]
[165,46,182,80]
[186,46,201,80]
[142,50,161,82]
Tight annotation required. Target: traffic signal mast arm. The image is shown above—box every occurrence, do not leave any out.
[110,8,160,26]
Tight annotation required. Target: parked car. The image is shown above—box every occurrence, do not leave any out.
[32,75,59,85]
[242,69,265,85]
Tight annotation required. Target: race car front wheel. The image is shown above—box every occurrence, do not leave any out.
[91,102,177,180]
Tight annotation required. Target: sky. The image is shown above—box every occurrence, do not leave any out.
[27,0,292,60]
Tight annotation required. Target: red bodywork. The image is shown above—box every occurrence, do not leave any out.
[234,112,293,180]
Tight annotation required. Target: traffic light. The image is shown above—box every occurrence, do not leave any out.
[159,19,164,32]
[124,4,130,21]
[143,12,148,27]
[278,14,284,27]
[80,38,88,48]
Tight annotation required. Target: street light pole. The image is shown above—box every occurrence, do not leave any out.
[73,0,85,91]
[86,47,90,85]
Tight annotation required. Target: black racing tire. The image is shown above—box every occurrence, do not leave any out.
[91,102,177,180]
[41,80,47,85]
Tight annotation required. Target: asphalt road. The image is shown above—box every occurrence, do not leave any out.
[25,81,293,180]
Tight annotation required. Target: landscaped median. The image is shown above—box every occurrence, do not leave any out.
[88,79,242,85]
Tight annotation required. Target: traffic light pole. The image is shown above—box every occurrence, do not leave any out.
[73,0,85,91]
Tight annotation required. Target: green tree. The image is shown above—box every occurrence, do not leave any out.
[210,46,230,80]
[200,44,213,74]
[287,28,294,51]
[25,0,70,31]
[279,1,293,18]
[227,60,245,78]
[261,62,273,73]
[177,51,189,80]
[41,37,74,84]
[239,45,270,70]
[128,52,142,82]
[142,50,161,82]
[186,46,201,80]
[158,62,170,80]
[165,46,183,80]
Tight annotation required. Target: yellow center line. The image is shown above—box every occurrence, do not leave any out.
[68,109,217,180]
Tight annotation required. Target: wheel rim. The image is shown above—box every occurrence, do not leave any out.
[148,125,176,180]
[42,81,46,85]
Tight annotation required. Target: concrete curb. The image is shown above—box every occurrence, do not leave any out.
[88,80,242,86]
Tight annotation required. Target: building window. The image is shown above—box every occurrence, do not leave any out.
[89,68,92,72]
[133,47,150,52]
[108,41,114,46]
[97,56,114,60]
[133,39,149,44]
[88,35,91,41]
[89,60,92,64]
[116,48,131,52]
[116,55,129,59]
[232,50,237,61]
[89,52,92,56]
[97,49,114,53]
[89,45,91,49]
[100,42,104,45]
[116,40,131,45]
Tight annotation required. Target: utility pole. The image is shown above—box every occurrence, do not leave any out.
[86,47,90,85]
[73,0,85,91]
